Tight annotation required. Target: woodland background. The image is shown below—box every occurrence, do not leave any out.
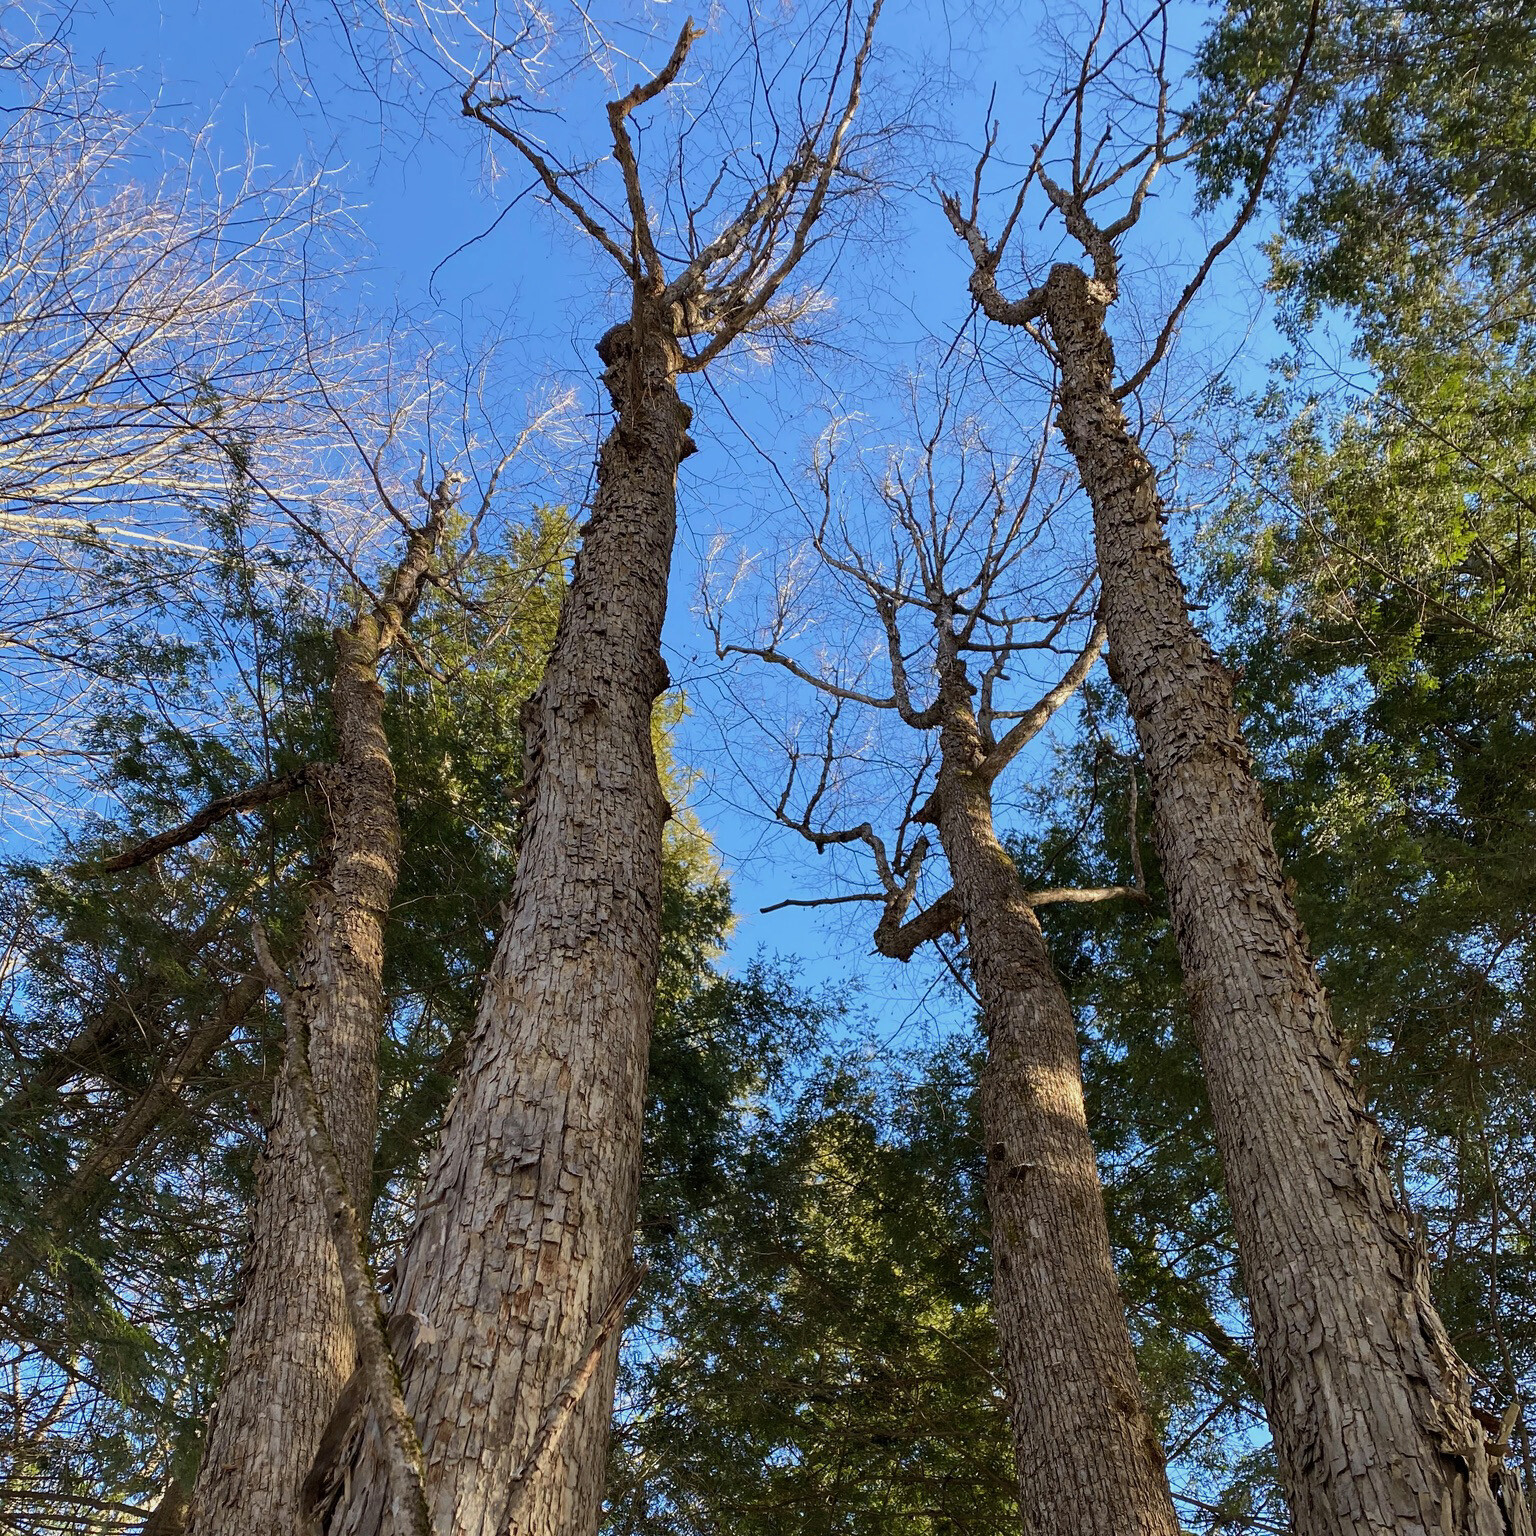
[0,0,1531,1531]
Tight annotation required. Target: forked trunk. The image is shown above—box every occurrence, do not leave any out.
[931,686,1178,1536]
[187,608,418,1535]
[1044,260,1531,1536]
[309,317,690,1536]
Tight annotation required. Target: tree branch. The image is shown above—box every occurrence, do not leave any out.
[1024,884,1151,908]
[1113,0,1321,399]
[978,620,1106,787]
[679,0,885,371]
[873,888,963,960]
[0,973,263,1316]
[719,640,902,713]
[506,1262,648,1502]
[462,101,635,276]
[608,20,706,289]
[760,891,886,915]
[938,187,1049,329]
[96,768,319,874]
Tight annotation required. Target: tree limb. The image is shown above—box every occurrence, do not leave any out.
[1113,0,1321,399]
[760,891,886,915]
[1025,885,1151,908]
[96,769,319,874]
[873,888,963,960]
[506,1262,647,1502]
[608,20,705,290]
[977,620,1106,787]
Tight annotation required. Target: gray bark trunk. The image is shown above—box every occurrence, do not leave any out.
[1043,259,1531,1536]
[187,538,435,1536]
[927,674,1179,1536]
[308,317,690,1536]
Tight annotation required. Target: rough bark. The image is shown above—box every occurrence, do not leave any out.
[1043,258,1531,1536]
[894,664,1179,1536]
[186,522,439,1536]
[140,1479,188,1536]
[308,314,690,1536]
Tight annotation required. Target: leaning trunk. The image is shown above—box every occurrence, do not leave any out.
[310,316,690,1536]
[1044,259,1530,1536]
[930,688,1178,1536]
[186,616,408,1536]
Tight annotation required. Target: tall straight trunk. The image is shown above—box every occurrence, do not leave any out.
[1043,259,1530,1536]
[187,547,433,1536]
[310,316,690,1536]
[928,676,1178,1536]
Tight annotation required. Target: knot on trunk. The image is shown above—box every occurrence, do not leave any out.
[596,317,695,457]
[648,652,672,700]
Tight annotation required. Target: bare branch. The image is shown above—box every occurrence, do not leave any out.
[760,892,886,915]
[608,20,706,288]
[873,887,963,960]
[679,0,886,371]
[718,640,903,714]
[507,1263,648,1501]
[978,620,1107,787]
[1025,885,1151,908]
[1114,0,1322,399]
[94,769,319,874]
[938,190,1049,329]
[461,100,635,274]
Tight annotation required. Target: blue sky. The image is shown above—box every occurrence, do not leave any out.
[58,0,1275,1038]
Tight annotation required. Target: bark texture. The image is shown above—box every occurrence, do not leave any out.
[1043,259,1531,1536]
[186,527,438,1536]
[309,316,690,1536]
[918,666,1177,1536]
[140,1479,188,1536]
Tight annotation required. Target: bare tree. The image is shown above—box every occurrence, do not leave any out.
[0,21,388,836]
[288,6,896,1534]
[706,385,1177,1536]
[942,5,1532,1533]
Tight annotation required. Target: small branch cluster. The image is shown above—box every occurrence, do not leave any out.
[939,0,1320,393]
[459,0,887,374]
[710,390,1150,961]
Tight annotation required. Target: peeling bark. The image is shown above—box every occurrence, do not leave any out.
[884,662,1179,1536]
[185,516,442,1536]
[309,314,691,1536]
[1042,259,1531,1536]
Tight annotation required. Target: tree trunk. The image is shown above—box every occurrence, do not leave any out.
[1043,259,1531,1536]
[186,607,415,1536]
[309,316,690,1536]
[927,677,1179,1536]
[140,1478,188,1536]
